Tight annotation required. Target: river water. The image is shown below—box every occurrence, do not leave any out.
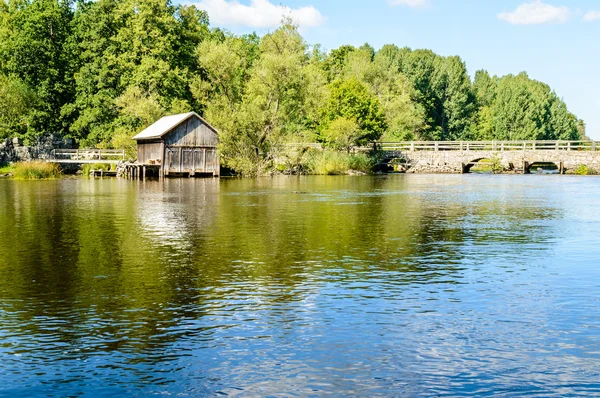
[1,175,600,397]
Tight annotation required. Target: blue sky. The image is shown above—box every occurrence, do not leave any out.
[183,0,600,139]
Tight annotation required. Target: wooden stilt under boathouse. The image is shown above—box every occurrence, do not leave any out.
[132,112,220,178]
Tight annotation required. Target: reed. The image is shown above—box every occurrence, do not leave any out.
[306,151,376,175]
[12,161,62,180]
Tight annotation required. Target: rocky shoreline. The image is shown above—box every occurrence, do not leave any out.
[0,135,75,165]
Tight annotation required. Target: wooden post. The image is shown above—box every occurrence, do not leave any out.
[143,165,146,180]
[192,149,196,176]
[593,142,597,152]
[568,142,571,151]
[410,142,415,152]
[523,161,529,174]
[160,141,165,178]
[559,162,564,175]
[435,142,439,151]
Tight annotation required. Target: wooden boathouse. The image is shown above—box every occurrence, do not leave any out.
[133,112,219,177]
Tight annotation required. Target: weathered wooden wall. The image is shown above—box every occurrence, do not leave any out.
[137,141,162,165]
[163,116,218,147]
[164,147,219,175]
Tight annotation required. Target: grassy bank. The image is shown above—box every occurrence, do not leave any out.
[304,151,378,175]
[10,161,62,180]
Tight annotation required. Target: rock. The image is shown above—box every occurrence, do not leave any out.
[12,137,23,147]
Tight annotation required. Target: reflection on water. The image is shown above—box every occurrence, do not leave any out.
[1,175,600,396]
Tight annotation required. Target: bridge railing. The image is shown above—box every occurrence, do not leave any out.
[375,141,599,152]
[49,149,126,162]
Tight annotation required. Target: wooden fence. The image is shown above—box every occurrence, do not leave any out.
[48,149,126,164]
[374,141,600,152]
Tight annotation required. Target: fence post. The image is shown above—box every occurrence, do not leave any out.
[568,142,571,151]
[593,142,597,152]
[411,142,415,152]
[435,142,439,151]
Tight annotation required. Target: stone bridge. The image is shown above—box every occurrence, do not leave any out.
[375,141,600,174]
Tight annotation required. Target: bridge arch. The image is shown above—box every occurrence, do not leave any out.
[526,161,561,174]
[380,156,410,172]
[462,158,500,174]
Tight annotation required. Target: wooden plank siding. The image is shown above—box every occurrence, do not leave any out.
[136,113,219,177]
[163,116,218,147]
[137,141,163,165]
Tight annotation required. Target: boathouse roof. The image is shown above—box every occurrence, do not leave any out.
[132,112,218,141]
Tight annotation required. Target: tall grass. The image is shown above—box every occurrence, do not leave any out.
[0,163,13,175]
[12,161,62,180]
[305,151,376,175]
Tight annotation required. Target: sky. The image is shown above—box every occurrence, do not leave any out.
[181,0,600,139]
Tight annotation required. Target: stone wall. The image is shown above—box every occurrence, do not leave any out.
[0,135,75,164]
[398,150,600,174]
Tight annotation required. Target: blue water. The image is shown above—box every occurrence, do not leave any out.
[1,175,600,396]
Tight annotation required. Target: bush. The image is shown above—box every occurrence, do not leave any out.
[322,117,361,152]
[305,150,376,175]
[575,164,589,175]
[12,161,62,179]
[0,163,14,175]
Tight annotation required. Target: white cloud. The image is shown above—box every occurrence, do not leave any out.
[583,11,600,21]
[388,0,429,8]
[498,1,570,25]
[190,0,325,29]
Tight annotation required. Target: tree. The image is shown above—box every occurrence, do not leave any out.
[0,0,75,140]
[195,22,320,175]
[65,0,210,146]
[0,74,38,139]
[490,73,579,141]
[321,77,387,145]
[322,117,361,152]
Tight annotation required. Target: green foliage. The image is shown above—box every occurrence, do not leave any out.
[0,74,37,141]
[305,150,375,175]
[487,73,578,141]
[322,117,361,151]
[12,161,62,179]
[0,5,584,176]
[0,0,75,138]
[575,164,589,176]
[321,77,387,145]
[0,163,14,175]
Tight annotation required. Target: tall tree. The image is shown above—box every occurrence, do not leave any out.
[0,0,75,141]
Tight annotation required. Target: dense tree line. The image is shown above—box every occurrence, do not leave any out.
[0,0,584,175]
